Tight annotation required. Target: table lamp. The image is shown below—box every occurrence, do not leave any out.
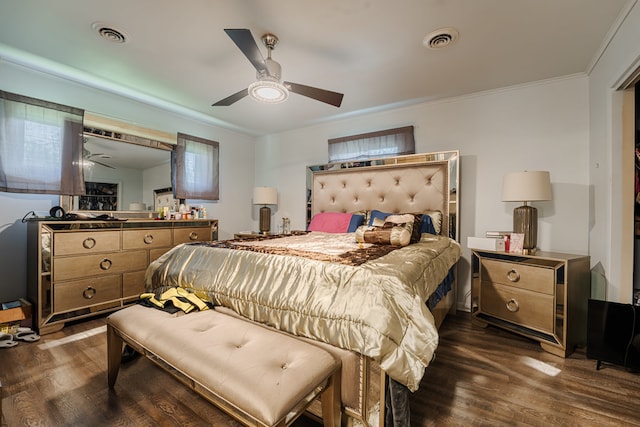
[253,186,277,234]
[502,171,552,254]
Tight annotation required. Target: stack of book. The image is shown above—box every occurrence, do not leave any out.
[485,231,511,239]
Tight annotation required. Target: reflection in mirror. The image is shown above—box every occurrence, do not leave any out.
[306,150,459,241]
[60,129,174,216]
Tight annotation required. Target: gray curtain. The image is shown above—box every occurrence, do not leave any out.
[328,125,415,162]
[0,90,84,195]
[172,132,219,200]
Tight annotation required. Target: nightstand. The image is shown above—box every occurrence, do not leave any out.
[470,249,590,357]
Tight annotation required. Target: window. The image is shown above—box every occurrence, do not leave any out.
[0,90,84,195]
[172,132,219,200]
[328,125,415,162]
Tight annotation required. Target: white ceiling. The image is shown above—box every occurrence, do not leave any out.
[83,134,170,170]
[0,0,632,136]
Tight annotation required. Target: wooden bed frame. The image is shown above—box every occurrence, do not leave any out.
[306,151,460,426]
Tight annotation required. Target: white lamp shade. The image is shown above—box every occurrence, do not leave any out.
[253,186,278,205]
[502,171,552,202]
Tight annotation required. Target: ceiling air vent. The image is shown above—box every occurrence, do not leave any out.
[423,28,459,49]
[92,22,128,43]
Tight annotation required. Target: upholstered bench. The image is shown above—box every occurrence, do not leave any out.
[107,305,342,427]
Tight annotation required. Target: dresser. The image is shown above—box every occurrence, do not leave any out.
[27,219,218,334]
[470,249,590,357]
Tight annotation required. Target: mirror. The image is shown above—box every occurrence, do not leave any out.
[60,127,174,216]
[306,150,460,241]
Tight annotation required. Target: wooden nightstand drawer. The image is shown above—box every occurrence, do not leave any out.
[482,282,555,334]
[174,227,211,244]
[123,229,172,249]
[481,258,555,294]
[53,250,147,281]
[54,230,120,256]
[53,275,121,312]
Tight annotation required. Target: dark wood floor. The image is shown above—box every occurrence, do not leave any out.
[2,312,639,426]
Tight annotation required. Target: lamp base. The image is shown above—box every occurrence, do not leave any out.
[513,204,537,253]
[259,206,271,234]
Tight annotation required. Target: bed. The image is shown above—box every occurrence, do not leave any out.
[144,152,461,426]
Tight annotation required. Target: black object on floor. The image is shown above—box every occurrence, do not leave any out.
[587,299,640,372]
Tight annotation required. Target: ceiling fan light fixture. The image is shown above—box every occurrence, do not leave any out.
[248,78,289,104]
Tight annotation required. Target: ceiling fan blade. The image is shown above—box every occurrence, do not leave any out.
[212,88,249,106]
[284,82,344,107]
[224,29,268,73]
[91,160,116,169]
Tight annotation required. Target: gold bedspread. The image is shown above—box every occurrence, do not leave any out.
[145,232,461,391]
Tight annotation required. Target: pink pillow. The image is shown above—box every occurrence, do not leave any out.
[307,212,353,233]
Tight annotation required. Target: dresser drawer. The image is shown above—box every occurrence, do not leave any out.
[54,230,120,256]
[53,275,121,312]
[480,258,555,294]
[123,270,146,299]
[174,227,211,244]
[53,250,147,281]
[149,247,173,263]
[482,282,555,334]
[123,229,172,250]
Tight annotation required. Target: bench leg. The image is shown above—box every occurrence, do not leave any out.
[107,324,123,388]
[321,370,342,427]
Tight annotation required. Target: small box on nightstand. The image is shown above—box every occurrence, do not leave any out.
[466,236,505,252]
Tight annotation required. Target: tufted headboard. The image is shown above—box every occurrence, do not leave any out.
[311,159,451,238]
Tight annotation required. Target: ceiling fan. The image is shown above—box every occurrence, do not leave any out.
[83,139,115,169]
[212,29,344,107]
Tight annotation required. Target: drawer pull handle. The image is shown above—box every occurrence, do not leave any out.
[189,232,198,240]
[506,298,519,312]
[83,237,96,249]
[506,269,520,282]
[99,258,112,270]
[83,286,96,299]
[143,234,154,244]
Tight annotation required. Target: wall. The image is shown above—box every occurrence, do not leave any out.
[0,62,256,302]
[143,162,172,211]
[256,75,590,311]
[588,2,640,303]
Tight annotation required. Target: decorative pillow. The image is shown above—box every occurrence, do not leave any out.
[308,212,357,233]
[352,210,370,227]
[418,214,437,235]
[356,213,414,246]
[422,210,442,235]
[347,213,366,232]
[368,209,392,226]
[410,214,425,243]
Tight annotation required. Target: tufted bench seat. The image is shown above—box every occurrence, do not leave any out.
[106,305,342,427]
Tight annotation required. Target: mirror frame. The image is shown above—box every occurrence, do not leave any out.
[60,113,176,218]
